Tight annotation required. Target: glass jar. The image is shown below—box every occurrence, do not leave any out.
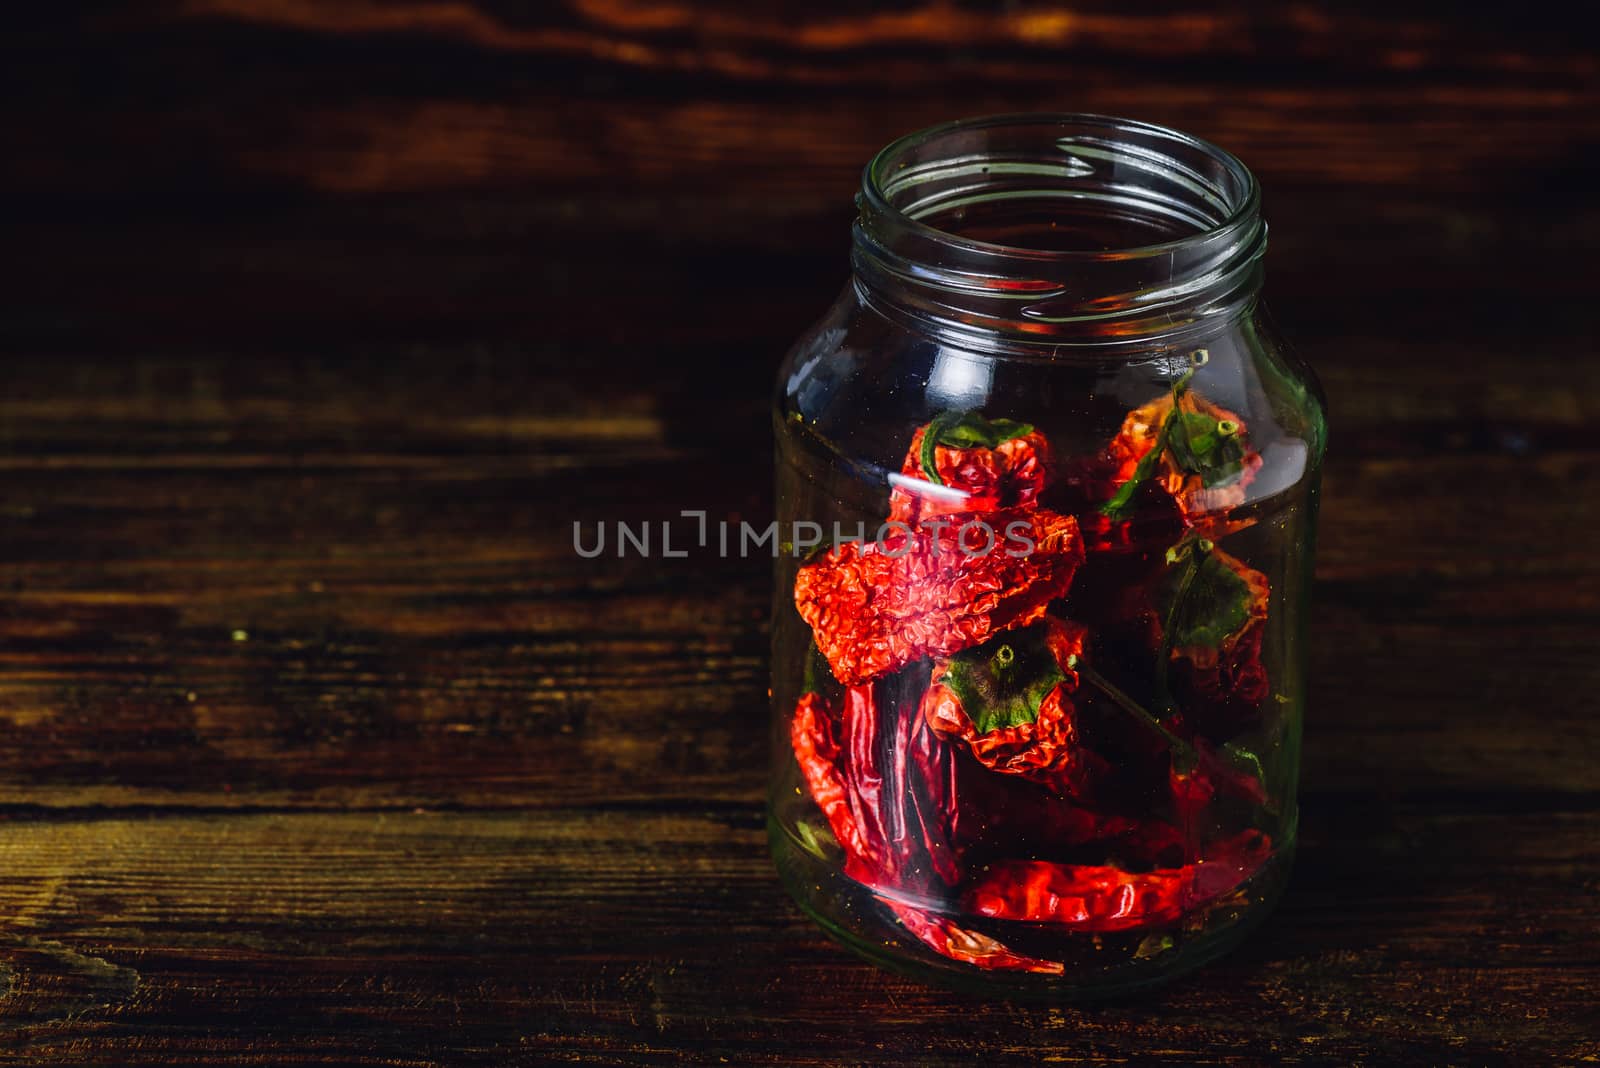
[769,114,1327,997]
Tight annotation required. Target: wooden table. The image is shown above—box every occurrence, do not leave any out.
[3,4,1597,1063]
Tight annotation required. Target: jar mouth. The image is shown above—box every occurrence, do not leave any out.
[852,113,1267,344]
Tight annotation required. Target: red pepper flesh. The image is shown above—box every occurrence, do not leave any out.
[921,616,1108,797]
[794,508,1084,687]
[963,829,1272,931]
[889,425,1050,525]
[887,901,1066,975]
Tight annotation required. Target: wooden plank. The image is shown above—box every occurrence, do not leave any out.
[9,3,1597,197]
[0,804,1595,1063]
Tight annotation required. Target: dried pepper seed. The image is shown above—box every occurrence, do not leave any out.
[793,508,1084,687]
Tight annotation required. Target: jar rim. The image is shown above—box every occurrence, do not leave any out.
[860,112,1261,263]
[850,113,1268,344]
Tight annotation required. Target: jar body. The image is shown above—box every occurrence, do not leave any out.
[769,117,1325,995]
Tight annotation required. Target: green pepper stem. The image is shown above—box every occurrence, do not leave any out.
[920,410,961,485]
[1154,537,1206,706]
[1098,368,1196,521]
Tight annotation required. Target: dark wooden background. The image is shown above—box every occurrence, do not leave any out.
[2,3,1598,1064]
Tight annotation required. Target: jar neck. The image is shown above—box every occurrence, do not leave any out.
[850,114,1267,349]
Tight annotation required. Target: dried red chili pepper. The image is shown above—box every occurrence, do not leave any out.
[1075,484,1188,556]
[836,678,903,887]
[1154,540,1271,740]
[950,757,1140,864]
[793,507,1084,687]
[963,829,1272,932]
[1047,356,1261,540]
[790,676,959,891]
[787,402,1281,973]
[791,668,1264,966]
[793,679,1138,972]
[1169,735,1270,821]
[790,691,874,868]
[888,411,1050,525]
[898,676,963,886]
[920,616,1109,798]
[886,900,1065,974]
[1156,541,1268,657]
[1100,386,1263,524]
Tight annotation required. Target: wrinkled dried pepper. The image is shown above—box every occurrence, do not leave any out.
[1157,541,1269,663]
[790,691,874,868]
[1170,736,1269,820]
[951,759,1139,863]
[887,900,1065,974]
[921,616,1108,798]
[788,408,1281,974]
[889,411,1050,525]
[793,679,1258,967]
[963,829,1271,931]
[793,682,1150,971]
[1177,625,1270,741]
[1154,540,1272,740]
[790,678,958,891]
[1101,387,1263,523]
[794,507,1084,687]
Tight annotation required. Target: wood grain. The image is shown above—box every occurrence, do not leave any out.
[1,804,1596,1064]
[2,2,1599,1063]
